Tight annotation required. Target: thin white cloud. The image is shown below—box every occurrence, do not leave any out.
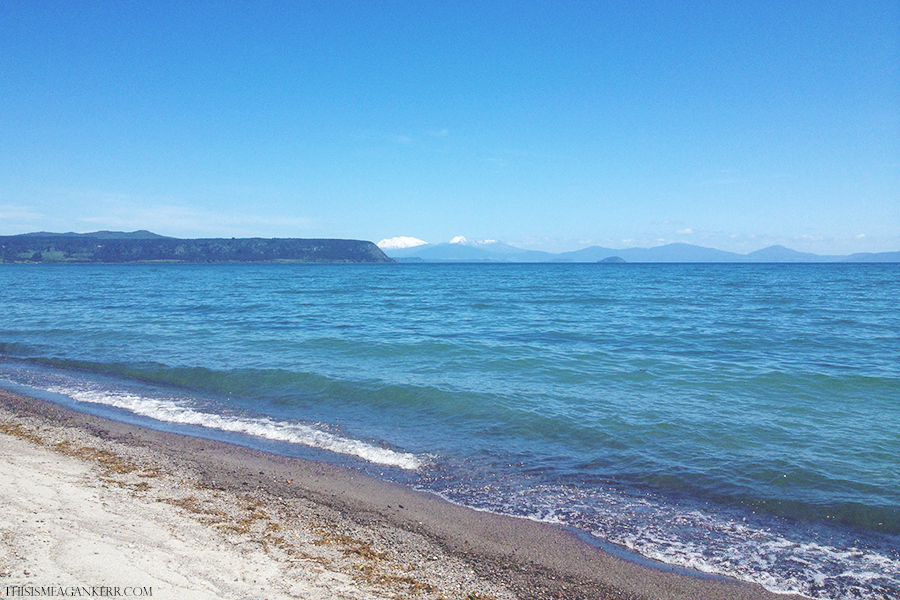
[76,197,314,238]
[0,205,47,235]
[676,228,694,235]
[0,205,44,221]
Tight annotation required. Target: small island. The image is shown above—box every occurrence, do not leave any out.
[0,231,394,264]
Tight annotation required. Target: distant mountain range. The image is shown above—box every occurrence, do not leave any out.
[0,231,393,263]
[4,231,896,264]
[383,239,900,263]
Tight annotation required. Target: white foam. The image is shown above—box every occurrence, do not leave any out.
[49,387,423,470]
[613,522,900,599]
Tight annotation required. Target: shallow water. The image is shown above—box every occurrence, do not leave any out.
[1,262,898,599]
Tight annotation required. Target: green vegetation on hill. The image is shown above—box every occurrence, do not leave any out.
[0,232,394,263]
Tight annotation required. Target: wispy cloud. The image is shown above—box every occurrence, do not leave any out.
[676,228,694,235]
[0,204,44,221]
[79,207,314,237]
[72,193,314,237]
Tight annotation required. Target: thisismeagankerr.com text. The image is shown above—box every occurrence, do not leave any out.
[4,587,152,597]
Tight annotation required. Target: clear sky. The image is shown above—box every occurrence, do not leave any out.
[1,1,898,254]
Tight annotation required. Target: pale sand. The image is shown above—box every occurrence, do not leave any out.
[0,390,803,600]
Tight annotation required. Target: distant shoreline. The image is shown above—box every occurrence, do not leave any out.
[0,232,394,264]
[3,231,897,263]
[383,241,900,263]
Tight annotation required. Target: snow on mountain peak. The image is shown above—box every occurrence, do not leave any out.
[449,236,501,246]
[377,236,428,249]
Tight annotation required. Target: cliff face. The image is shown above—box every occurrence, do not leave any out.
[0,234,395,263]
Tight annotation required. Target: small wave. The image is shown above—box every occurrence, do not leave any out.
[607,512,900,599]
[426,477,900,600]
[48,386,423,471]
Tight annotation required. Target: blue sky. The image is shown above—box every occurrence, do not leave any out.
[1,1,897,254]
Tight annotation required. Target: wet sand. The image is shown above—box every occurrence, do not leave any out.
[0,388,802,599]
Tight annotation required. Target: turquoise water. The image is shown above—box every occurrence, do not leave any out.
[1,263,898,598]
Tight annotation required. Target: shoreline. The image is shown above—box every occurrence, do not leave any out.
[0,388,802,600]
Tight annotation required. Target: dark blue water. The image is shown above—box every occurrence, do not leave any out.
[1,263,898,599]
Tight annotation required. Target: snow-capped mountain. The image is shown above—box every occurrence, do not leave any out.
[376,236,429,250]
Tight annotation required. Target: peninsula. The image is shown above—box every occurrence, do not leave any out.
[0,231,394,263]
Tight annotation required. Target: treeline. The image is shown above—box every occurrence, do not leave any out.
[0,234,394,263]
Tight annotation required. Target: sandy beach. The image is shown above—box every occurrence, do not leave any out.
[0,388,802,600]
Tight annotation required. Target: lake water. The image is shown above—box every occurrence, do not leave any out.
[1,262,897,599]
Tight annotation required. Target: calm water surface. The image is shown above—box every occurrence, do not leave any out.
[1,263,898,599]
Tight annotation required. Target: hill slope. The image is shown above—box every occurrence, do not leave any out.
[0,232,394,263]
